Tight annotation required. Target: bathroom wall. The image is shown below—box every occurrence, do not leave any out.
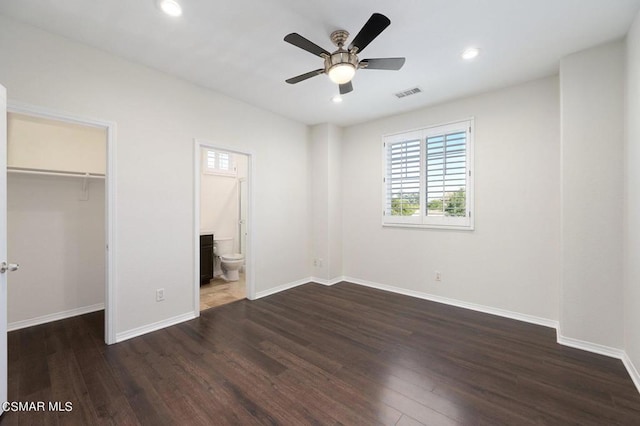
[200,150,248,254]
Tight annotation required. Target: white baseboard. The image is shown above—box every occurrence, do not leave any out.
[254,277,312,299]
[343,276,558,329]
[8,303,105,331]
[310,276,345,286]
[118,277,316,342]
[115,312,196,343]
[622,352,640,394]
[556,332,625,359]
[250,275,342,299]
[556,332,640,394]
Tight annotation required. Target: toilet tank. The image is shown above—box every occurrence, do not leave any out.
[214,237,234,255]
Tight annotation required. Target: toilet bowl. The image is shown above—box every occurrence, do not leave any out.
[220,253,244,281]
[215,237,244,281]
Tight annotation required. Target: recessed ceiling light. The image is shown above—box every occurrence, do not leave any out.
[461,47,480,60]
[158,0,182,17]
[331,95,343,103]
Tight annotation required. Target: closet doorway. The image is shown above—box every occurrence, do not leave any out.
[194,140,254,314]
[6,106,115,344]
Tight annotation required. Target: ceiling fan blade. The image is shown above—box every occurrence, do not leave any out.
[339,81,353,95]
[360,57,406,70]
[348,13,391,54]
[286,69,324,84]
[284,33,330,57]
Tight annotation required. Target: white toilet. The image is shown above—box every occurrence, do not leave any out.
[214,237,244,282]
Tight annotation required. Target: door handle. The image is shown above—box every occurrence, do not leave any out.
[0,262,19,273]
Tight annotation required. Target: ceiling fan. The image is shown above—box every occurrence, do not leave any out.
[284,13,406,95]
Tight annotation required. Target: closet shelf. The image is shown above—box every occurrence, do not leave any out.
[7,166,105,179]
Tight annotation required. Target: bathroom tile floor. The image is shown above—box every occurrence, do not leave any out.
[200,272,246,311]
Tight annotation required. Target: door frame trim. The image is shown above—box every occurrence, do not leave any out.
[193,139,255,316]
[7,102,117,345]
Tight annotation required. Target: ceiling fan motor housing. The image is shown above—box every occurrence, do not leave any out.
[284,13,403,91]
[325,50,358,84]
[325,50,358,72]
[325,29,359,76]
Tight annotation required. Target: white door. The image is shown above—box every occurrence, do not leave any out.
[0,83,11,414]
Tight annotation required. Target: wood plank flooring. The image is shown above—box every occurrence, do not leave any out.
[3,282,640,425]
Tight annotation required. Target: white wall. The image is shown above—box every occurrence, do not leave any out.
[559,41,625,348]
[309,123,342,282]
[7,174,105,324]
[626,12,640,373]
[310,125,329,280]
[342,76,561,320]
[327,125,342,279]
[8,112,106,174]
[0,16,310,337]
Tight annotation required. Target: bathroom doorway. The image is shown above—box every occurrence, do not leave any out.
[194,140,253,313]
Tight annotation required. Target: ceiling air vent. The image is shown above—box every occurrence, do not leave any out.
[394,87,422,99]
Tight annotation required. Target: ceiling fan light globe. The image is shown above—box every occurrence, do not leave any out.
[328,64,356,84]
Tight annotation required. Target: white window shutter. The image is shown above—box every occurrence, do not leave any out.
[382,119,473,230]
[386,138,421,217]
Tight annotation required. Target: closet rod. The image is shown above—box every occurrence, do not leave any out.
[7,167,105,179]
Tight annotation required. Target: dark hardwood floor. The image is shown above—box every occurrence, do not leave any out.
[3,282,640,425]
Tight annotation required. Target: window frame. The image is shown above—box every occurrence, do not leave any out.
[381,118,474,230]
[202,148,237,177]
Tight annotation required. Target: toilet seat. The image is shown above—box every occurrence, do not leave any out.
[221,253,243,262]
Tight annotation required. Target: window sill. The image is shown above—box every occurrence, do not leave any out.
[382,222,474,231]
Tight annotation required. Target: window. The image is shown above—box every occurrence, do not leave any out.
[382,119,474,229]
[203,149,237,176]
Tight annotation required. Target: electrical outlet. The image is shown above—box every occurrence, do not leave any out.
[313,259,318,267]
[156,288,165,302]
[318,258,323,267]
[435,271,442,282]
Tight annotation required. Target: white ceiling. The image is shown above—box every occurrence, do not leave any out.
[1,0,639,126]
